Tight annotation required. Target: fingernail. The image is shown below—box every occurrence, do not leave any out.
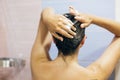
[75,16,77,19]
[74,28,76,31]
[70,22,74,25]
[72,26,76,31]
[75,16,80,20]
[74,33,76,35]
[60,39,63,41]
[81,24,84,28]
[71,36,74,38]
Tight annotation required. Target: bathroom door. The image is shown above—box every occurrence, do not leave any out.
[41,0,115,80]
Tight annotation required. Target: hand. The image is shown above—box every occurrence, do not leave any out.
[43,13,76,41]
[69,6,92,28]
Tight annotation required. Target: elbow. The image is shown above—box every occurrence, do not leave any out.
[40,7,54,23]
[41,7,54,17]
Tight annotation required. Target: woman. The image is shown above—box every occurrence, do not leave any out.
[31,7,120,80]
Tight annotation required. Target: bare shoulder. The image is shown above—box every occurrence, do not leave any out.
[86,37,120,79]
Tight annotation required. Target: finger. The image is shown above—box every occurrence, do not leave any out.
[75,16,86,23]
[67,19,74,25]
[61,15,76,31]
[61,16,73,25]
[63,25,76,36]
[51,32,63,41]
[69,6,79,16]
[81,23,90,28]
[69,7,77,16]
[59,18,71,25]
[71,25,76,31]
[56,28,74,39]
[58,22,76,36]
[59,17,73,29]
[59,15,68,20]
[59,15,74,25]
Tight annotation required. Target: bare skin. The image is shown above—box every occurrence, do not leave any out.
[31,7,120,80]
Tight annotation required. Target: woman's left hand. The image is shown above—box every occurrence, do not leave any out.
[69,6,92,28]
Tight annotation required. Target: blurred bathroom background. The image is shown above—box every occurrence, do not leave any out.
[0,0,120,80]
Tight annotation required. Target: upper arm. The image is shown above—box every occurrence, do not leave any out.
[31,19,52,63]
[87,36,120,79]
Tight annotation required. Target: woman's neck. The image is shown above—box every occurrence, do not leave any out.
[57,49,80,64]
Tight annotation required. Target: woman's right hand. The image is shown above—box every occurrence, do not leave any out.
[42,8,76,41]
[69,6,92,28]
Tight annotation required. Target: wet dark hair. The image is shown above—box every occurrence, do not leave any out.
[53,13,85,56]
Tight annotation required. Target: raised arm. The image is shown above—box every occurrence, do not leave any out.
[87,15,120,79]
[69,6,120,37]
[31,10,52,63]
[69,7,120,79]
[31,7,76,63]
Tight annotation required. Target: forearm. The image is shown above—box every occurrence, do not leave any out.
[69,6,120,36]
[89,15,120,36]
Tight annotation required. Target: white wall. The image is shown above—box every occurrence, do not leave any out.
[115,0,120,21]
[115,0,120,80]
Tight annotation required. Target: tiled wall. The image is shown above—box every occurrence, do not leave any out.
[0,0,41,80]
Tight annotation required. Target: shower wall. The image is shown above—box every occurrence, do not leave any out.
[0,0,118,80]
[0,0,41,80]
